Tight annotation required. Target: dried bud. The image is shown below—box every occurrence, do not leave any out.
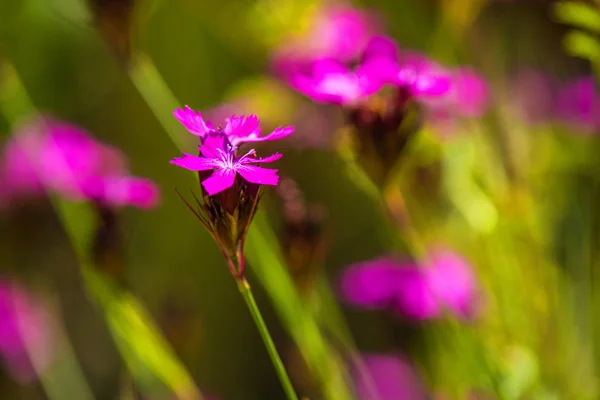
[91,205,128,287]
[276,178,328,295]
[347,87,423,185]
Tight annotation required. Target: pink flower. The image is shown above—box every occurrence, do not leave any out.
[355,354,428,400]
[173,106,294,146]
[0,281,54,383]
[170,134,283,195]
[340,249,479,320]
[286,36,452,106]
[0,116,160,209]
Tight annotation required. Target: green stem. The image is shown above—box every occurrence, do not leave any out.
[236,278,299,400]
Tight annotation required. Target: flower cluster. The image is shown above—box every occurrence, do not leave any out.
[0,116,159,209]
[169,106,293,277]
[340,249,479,321]
[280,32,488,184]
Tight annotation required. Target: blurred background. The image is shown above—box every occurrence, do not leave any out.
[1,0,600,399]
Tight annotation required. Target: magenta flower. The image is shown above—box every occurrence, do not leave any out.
[340,256,439,320]
[0,116,160,209]
[170,134,282,195]
[340,249,479,320]
[557,76,600,133]
[0,281,54,383]
[355,354,428,400]
[286,36,452,106]
[169,109,293,279]
[173,106,294,146]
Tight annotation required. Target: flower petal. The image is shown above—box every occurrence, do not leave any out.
[242,153,283,164]
[170,153,217,171]
[224,114,260,141]
[200,133,230,159]
[237,165,279,186]
[241,126,294,144]
[173,106,210,136]
[413,74,452,97]
[361,35,399,64]
[201,168,236,195]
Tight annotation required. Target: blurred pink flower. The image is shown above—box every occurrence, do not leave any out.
[271,4,379,76]
[355,353,428,400]
[340,249,479,321]
[287,58,384,105]
[286,36,459,107]
[0,116,159,208]
[556,76,600,133]
[0,281,54,383]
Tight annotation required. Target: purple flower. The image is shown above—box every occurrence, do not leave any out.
[170,134,282,196]
[169,109,293,278]
[0,116,160,209]
[340,249,479,321]
[340,256,439,320]
[173,106,294,146]
[354,353,428,400]
[557,76,600,133]
[286,35,452,106]
[0,281,54,383]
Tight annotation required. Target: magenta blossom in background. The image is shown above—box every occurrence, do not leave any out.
[286,35,453,106]
[0,116,160,209]
[0,281,54,383]
[556,76,600,133]
[173,106,294,146]
[288,58,383,105]
[340,249,479,320]
[355,353,428,400]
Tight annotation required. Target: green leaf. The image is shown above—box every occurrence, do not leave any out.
[554,2,600,33]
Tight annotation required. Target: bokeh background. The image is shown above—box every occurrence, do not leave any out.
[1,0,600,399]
